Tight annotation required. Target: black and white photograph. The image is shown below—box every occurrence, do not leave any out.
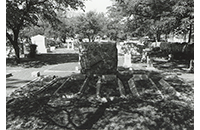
[6,0,194,129]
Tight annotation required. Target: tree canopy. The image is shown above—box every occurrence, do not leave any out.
[74,11,108,42]
[108,0,194,42]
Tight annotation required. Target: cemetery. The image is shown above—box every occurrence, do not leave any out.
[6,0,194,129]
[6,40,194,130]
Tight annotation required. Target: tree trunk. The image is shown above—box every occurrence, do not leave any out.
[156,32,161,42]
[13,29,20,63]
[165,34,168,42]
[188,23,192,43]
[6,29,21,63]
[88,36,91,42]
[20,42,24,55]
[183,33,187,42]
[13,43,20,63]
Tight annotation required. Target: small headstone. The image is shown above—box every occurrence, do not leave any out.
[141,52,147,62]
[75,66,79,71]
[123,53,132,67]
[145,56,157,70]
[50,46,55,51]
[31,71,40,77]
[168,54,173,61]
[146,56,153,67]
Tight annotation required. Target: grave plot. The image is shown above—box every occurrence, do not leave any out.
[6,42,193,130]
[6,70,193,130]
[77,42,127,98]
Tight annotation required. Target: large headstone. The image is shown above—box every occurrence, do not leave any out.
[79,42,118,75]
[31,35,47,53]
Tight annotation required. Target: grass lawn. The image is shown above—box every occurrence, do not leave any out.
[6,53,79,68]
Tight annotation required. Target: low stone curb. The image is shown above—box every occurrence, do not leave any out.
[19,77,40,89]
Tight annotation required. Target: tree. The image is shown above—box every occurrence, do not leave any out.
[116,0,177,41]
[172,0,194,43]
[74,11,107,42]
[6,0,84,63]
[55,12,77,43]
[106,5,127,41]
[111,0,193,42]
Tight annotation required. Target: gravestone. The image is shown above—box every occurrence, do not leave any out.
[146,56,153,67]
[50,46,56,51]
[31,71,40,77]
[31,35,47,53]
[79,42,118,75]
[123,53,132,67]
[65,38,75,50]
[145,55,157,71]
[67,42,74,50]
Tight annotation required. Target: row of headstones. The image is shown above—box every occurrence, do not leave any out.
[123,53,153,69]
[31,35,75,54]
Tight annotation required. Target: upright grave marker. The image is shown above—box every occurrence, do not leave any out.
[31,35,47,53]
[123,53,132,68]
[80,42,117,75]
[65,38,75,50]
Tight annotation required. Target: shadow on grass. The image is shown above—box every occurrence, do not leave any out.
[153,59,190,73]
[6,53,79,68]
[6,78,31,88]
